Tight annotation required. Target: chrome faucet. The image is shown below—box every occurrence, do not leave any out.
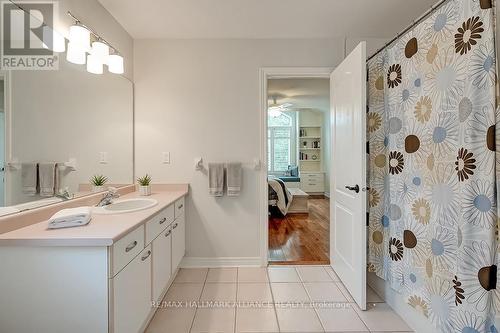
[96,187,120,207]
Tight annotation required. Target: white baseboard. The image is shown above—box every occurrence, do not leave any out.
[324,192,330,198]
[181,257,262,268]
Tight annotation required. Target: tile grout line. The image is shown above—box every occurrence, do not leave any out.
[307,267,328,333]
[188,268,209,333]
[234,268,238,333]
[267,266,282,333]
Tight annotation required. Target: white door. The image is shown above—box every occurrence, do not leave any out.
[330,42,367,310]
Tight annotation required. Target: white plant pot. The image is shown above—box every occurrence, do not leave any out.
[139,185,151,196]
[92,185,105,193]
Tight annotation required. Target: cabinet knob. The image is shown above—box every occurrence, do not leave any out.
[173,222,178,229]
[165,229,172,237]
[159,217,167,224]
[141,250,151,261]
[125,240,138,252]
[178,204,183,209]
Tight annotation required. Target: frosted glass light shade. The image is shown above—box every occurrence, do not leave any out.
[68,24,90,51]
[108,54,124,74]
[42,26,66,52]
[91,41,109,63]
[87,54,103,74]
[66,42,86,64]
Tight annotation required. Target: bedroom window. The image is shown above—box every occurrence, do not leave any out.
[268,112,293,173]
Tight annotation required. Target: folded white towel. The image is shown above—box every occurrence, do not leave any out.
[48,207,91,229]
[226,162,242,197]
[22,163,38,196]
[208,163,224,197]
[39,162,59,197]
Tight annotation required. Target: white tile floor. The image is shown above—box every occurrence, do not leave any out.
[146,266,413,333]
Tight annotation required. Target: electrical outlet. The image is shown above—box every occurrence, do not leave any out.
[162,152,170,164]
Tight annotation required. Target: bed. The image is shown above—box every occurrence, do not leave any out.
[268,177,293,216]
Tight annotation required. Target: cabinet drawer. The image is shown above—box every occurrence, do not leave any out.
[301,182,325,193]
[112,225,145,276]
[303,174,324,181]
[175,197,185,218]
[145,205,175,245]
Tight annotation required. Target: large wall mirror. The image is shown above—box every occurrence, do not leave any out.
[0,54,133,216]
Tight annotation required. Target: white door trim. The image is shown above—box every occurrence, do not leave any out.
[258,67,332,266]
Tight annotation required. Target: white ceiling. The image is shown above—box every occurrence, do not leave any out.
[268,78,330,113]
[98,0,438,39]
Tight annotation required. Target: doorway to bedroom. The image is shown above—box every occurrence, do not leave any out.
[266,77,331,265]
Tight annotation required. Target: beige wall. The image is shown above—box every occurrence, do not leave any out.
[134,38,388,260]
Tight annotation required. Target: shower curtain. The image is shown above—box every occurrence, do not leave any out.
[367,0,498,331]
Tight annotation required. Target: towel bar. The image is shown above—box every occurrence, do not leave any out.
[194,157,261,171]
[7,158,77,171]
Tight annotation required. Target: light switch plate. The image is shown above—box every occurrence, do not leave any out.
[99,152,108,164]
[162,152,170,164]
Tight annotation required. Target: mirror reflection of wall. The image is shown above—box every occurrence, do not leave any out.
[0,56,133,216]
[0,79,5,207]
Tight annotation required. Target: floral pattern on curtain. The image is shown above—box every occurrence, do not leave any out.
[367,0,498,331]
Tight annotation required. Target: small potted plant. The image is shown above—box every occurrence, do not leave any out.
[137,174,152,196]
[90,174,108,192]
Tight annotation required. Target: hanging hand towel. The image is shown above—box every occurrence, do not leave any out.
[208,163,224,197]
[39,162,59,197]
[226,162,242,197]
[47,206,91,229]
[21,163,38,196]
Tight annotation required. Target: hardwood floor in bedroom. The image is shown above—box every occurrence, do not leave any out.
[268,197,330,265]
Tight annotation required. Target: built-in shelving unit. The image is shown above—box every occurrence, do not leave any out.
[298,126,322,172]
[296,111,325,194]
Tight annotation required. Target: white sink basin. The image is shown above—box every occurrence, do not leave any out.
[94,198,158,214]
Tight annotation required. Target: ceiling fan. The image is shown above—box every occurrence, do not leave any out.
[268,96,293,117]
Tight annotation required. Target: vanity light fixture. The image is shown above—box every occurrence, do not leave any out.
[66,42,86,65]
[42,25,66,52]
[108,54,124,74]
[91,40,110,64]
[68,24,91,52]
[87,54,103,74]
[67,11,125,75]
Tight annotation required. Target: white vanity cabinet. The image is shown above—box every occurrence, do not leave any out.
[110,200,186,332]
[0,193,187,333]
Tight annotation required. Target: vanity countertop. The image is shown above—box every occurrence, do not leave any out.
[0,186,188,247]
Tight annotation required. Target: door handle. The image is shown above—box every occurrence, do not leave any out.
[345,185,360,193]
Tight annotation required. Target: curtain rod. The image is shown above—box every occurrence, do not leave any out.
[367,0,451,61]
